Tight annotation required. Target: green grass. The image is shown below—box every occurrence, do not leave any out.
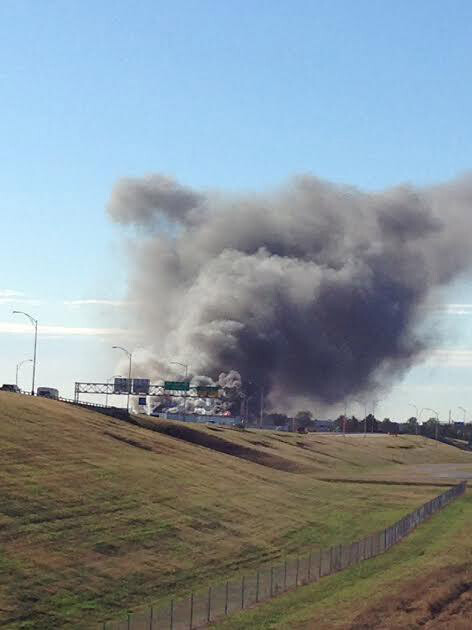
[0,393,471,628]
[213,492,472,629]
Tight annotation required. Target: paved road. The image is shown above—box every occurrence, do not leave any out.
[310,432,389,437]
[408,463,472,480]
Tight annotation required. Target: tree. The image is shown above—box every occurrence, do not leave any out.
[334,415,360,433]
[295,410,313,428]
[405,416,418,435]
[266,413,288,427]
[423,418,439,438]
[380,418,394,434]
[364,413,378,432]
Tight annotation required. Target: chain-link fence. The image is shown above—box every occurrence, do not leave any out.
[101,481,466,630]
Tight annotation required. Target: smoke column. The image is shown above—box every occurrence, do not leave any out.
[108,173,472,410]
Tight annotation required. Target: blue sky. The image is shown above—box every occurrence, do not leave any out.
[1,1,472,419]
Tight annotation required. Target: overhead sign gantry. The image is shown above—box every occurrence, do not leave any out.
[74,379,221,403]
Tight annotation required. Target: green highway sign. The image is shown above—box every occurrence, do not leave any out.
[164,381,190,391]
[196,386,220,398]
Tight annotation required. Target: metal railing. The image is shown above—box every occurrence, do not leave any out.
[101,481,466,629]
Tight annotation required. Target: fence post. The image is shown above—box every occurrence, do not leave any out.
[225,581,229,615]
[295,556,299,586]
[128,613,131,630]
[149,604,153,630]
[308,551,312,581]
[207,586,212,622]
[284,559,287,589]
[189,592,194,630]
[170,599,174,630]
[270,566,274,597]
[241,576,245,609]
[255,571,260,603]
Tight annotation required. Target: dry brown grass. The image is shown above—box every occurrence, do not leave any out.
[0,393,469,628]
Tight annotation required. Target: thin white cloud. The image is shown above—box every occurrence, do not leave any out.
[0,321,131,337]
[64,299,130,307]
[424,348,472,367]
[424,303,472,315]
[0,289,24,298]
[0,289,40,306]
[0,298,41,306]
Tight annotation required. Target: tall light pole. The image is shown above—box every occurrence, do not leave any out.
[112,346,132,413]
[170,362,188,379]
[13,311,38,396]
[105,374,123,407]
[16,359,32,389]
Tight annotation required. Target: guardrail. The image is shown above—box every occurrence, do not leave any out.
[17,390,130,418]
[100,481,467,629]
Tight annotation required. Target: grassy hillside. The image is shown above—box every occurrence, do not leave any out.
[0,393,470,628]
[213,492,472,630]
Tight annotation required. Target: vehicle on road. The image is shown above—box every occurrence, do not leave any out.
[37,387,59,399]
[0,384,21,393]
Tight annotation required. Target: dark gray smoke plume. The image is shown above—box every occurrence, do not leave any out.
[108,173,472,409]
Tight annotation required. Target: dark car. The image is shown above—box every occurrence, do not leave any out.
[0,384,21,393]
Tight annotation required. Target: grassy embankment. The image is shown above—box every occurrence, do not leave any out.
[0,393,471,628]
[213,491,472,629]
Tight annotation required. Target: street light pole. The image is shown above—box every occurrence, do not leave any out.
[170,362,188,379]
[13,311,38,395]
[16,359,32,389]
[112,346,132,413]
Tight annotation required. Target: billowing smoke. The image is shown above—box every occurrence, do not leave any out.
[108,173,472,410]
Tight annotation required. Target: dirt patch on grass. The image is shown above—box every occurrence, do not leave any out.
[129,416,300,472]
[103,431,155,452]
[246,440,274,448]
[344,564,472,629]
[387,444,416,450]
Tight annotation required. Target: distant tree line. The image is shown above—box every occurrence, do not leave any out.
[260,409,472,445]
